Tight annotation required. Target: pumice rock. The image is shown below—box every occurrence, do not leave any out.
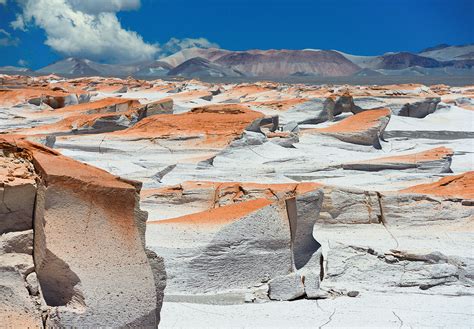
[148,198,294,300]
[146,182,325,302]
[0,137,165,328]
[1,75,473,327]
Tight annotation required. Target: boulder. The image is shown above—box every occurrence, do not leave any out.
[0,138,165,328]
[268,273,305,301]
[0,268,43,328]
[397,97,441,118]
[146,182,325,302]
[31,147,160,327]
[311,108,391,149]
[0,230,33,254]
[148,198,294,299]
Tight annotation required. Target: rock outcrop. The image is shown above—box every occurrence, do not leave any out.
[0,138,165,327]
[117,104,264,148]
[0,150,42,327]
[397,97,441,118]
[310,108,391,148]
[146,182,324,302]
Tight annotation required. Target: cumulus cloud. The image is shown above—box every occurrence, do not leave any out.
[11,0,157,63]
[159,37,220,57]
[0,29,19,46]
[10,0,219,63]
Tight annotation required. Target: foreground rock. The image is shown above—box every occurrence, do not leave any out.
[0,137,165,327]
[146,182,324,302]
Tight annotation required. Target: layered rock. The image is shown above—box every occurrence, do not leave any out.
[400,171,474,200]
[342,147,453,173]
[309,108,391,148]
[0,87,89,108]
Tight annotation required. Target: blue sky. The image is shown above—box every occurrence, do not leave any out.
[0,0,473,69]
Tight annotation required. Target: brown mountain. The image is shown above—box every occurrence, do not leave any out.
[213,49,360,77]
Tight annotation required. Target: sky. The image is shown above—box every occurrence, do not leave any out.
[0,0,473,69]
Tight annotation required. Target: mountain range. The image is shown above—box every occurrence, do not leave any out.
[1,44,473,78]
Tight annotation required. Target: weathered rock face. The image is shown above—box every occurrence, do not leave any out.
[149,199,293,299]
[141,98,174,117]
[0,138,165,328]
[314,177,473,299]
[318,186,381,224]
[0,154,37,234]
[0,148,42,328]
[146,182,325,302]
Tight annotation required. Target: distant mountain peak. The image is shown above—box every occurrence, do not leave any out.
[28,43,474,78]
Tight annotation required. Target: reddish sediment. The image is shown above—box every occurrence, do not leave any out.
[149,198,273,226]
[314,108,391,134]
[354,147,453,165]
[400,171,474,199]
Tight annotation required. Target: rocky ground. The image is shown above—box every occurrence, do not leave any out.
[0,73,473,327]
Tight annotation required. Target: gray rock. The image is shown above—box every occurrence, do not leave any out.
[282,121,300,133]
[146,249,167,325]
[0,230,33,254]
[319,186,381,224]
[0,268,43,327]
[0,183,37,234]
[0,253,35,278]
[25,272,39,296]
[268,273,305,301]
[230,131,268,147]
[397,97,441,118]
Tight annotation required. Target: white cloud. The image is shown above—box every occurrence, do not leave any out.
[11,0,157,63]
[10,0,219,63]
[67,0,141,14]
[18,59,28,66]
[11,14,26,31]
[0,0,6,5]
[159,37,220,57]
[0,29,19,46]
